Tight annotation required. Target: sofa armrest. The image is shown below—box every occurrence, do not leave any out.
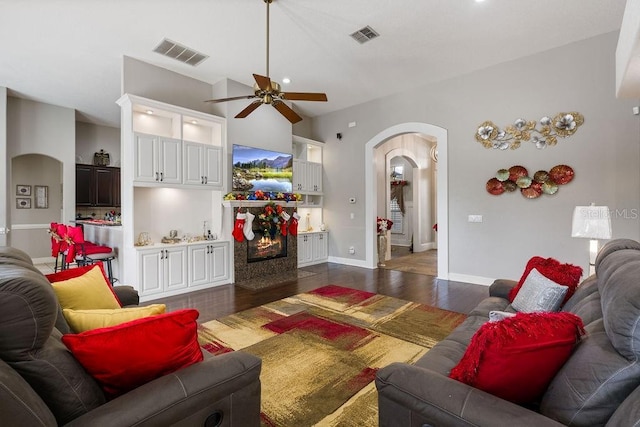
[113,285,139,307]
[489,279,517,299]
[66,351,261,427]
[376,363,564,427]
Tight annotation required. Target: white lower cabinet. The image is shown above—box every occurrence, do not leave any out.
[138,246,188,298]
[298,232,328,267]
[188,242,229,287]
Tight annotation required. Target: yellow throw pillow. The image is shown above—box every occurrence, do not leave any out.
[63,304,167,333]
[51,266,121,310]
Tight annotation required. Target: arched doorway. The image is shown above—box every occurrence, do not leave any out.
[364,123,448,278]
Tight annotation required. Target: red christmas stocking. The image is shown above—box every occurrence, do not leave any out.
[289,212,300,236]
[233,212,247,242]
[280,212,290,237]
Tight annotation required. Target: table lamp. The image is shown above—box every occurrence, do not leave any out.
[571,204,612,275]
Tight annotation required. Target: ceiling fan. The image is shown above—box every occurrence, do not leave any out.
[205,0,327,124]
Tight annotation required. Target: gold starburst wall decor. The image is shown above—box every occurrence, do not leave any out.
[475,112,584,150]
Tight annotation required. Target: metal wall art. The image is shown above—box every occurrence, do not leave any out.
[486,165,574,199]
[476,112,584,150]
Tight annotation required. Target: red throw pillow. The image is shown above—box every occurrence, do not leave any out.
[62,309,203,398]
[46,263,122,307]
[449,312,584,404]
[508,257,582,304]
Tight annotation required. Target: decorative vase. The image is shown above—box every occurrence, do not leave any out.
[378,233,387,267]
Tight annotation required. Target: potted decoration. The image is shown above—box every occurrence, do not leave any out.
[377,217,393,267]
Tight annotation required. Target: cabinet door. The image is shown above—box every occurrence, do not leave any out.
[164,247,188,291]
[313,232,328,261]
[210,243,228,282]
[134,133,159,182]
[158,137,182,184]
[188,244,210,287]
[203,146,222,186]
[94,167,114,206]
[138,250,163,296]
[308,162,322,193]
[183,142,204,185]
[293,160,308,192]
[298,235,313,265]
[75,164,94,206]
[112,168,121,207]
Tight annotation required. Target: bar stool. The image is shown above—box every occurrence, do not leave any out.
[64,225,118,284]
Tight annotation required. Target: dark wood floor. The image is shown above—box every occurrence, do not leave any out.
[153,262,490,323]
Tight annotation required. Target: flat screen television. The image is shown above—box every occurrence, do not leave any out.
[232,144,293,193]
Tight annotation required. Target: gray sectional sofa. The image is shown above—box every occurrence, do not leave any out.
[376,238,640,426]
[0,246,262,426]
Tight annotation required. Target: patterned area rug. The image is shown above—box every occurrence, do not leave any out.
[198,285,465,426]
[381,249,438,276]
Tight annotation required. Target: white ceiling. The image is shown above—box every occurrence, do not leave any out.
[0,0,626,128]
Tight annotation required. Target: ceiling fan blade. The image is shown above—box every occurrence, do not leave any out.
[235,100,263,118]
[253,74,272,92]
[281,92,328,102]
[204,95,256,104]
[272,100,303,124]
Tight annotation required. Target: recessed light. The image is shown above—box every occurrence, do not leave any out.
[475,0,485,2]
[191,120,197,125]
[282,77,291,84]
[146,110,153,115]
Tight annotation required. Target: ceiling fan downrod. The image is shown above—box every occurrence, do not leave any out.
[265,0,273,78]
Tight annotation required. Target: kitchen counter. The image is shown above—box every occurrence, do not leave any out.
[75,219,122,227]
[79,222,123,281]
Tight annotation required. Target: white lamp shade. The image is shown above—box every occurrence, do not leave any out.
[571,206,612,239]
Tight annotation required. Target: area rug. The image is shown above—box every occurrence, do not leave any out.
[198,285,465,426]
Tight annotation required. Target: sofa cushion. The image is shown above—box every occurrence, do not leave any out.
[62,304,166,332]
[509,256,582,304]
[511,268,568,313]
[49,264,121,310]
[449,312,584,404]
[62,309,203,398]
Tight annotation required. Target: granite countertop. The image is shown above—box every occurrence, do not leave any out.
[74,219,122,227]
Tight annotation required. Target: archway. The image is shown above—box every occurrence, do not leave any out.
[364,123,448,278]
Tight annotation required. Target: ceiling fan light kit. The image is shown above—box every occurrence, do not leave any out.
[205,0,327,124]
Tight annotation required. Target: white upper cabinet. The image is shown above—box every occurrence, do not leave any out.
[183,141,222,187]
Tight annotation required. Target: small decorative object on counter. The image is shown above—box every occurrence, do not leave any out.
[93,149,111,166]
[136,232,151,246]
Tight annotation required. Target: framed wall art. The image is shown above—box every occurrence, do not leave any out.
[35,185,49,209]
[16,185,31,196]
[16,198,31,209]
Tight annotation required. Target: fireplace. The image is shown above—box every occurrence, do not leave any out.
[247,229,287,263]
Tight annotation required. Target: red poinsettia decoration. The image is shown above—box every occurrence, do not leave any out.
[377,217,393,234]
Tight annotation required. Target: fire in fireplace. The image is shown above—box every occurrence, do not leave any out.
[247,229,287,263]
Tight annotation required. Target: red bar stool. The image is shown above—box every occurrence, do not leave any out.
[64,225,118,284]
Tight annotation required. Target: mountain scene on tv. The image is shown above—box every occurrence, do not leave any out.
[232,145,293,193]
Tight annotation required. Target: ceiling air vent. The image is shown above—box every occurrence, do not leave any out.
[350,25,379,44]
[152,38,208,66]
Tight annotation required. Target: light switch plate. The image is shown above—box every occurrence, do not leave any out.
[468,215,483,223]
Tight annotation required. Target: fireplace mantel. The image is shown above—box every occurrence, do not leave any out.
[222,200,301,208]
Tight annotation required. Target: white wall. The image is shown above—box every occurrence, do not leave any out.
[7,97,75,257]
[0,87,7,246]
[76,121,120,166]
[312,32,640,281]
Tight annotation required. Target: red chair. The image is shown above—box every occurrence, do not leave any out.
[62,225,117,284]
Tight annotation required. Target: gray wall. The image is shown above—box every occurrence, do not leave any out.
[0,87,6,246]
[7,97,76,259]
[76,121,120,166]
[311,32,640,281]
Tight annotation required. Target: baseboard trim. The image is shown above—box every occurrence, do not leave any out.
[447,273,494,286]
[328,256,372,269]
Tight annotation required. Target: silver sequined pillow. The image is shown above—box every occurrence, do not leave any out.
[511,268,568,313]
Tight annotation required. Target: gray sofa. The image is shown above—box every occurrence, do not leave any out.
[376,238,640,426]
[0,246,262,426]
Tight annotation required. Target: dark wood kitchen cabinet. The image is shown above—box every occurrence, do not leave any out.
[76,164,121,207]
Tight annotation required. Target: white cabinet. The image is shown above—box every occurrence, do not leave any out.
[137,246,188,298]
[134,133,182,184]
[188,242,229,287]
[183,142,222,187]
[298,232,328,267]
[293,159,322,193]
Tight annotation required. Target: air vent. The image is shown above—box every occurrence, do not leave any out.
[152,38,208,66]
[350,25,379,44]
